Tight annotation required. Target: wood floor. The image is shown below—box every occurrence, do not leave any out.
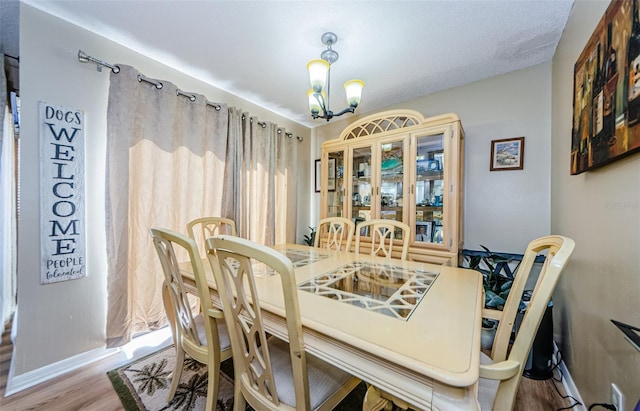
[0,320,577,411]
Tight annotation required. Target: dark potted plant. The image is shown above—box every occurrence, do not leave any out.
[462,245,521,348]
[303,226,316,246]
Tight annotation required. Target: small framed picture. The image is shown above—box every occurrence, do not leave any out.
[314,159,321,192]
[327,158,336,191]
[432,225,444,244]
[415,221,433,242]
[490,137,524,171]
[427,159,440,171]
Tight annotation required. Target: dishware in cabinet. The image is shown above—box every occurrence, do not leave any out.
[323,150,345,218]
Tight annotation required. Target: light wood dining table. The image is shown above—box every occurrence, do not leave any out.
[180,243,483,410]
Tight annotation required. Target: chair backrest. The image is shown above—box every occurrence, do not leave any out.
[313,217,355,251]
[186,217,237,258]
[487,235,575,410]
[355,219,410,260]
[206,235,311,410]
[150,228,223,355]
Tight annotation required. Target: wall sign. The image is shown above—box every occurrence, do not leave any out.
[39,102,86,284]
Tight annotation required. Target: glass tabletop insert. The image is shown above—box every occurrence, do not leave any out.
[281,248,331,268]
[298,261,439,320]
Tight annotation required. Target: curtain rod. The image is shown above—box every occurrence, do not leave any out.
[77,49,303,141]
[254,120,304,141]
[78,50,120,73]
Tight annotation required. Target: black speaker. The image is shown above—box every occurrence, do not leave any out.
[523,302,554,380]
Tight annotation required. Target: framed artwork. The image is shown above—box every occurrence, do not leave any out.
[314,159,321,193]
[571,0,640,174]
[415,221,433,242]
[432,225,444,244]
[490,137,524,171]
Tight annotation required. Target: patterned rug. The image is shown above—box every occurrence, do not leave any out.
[107,345,367,411]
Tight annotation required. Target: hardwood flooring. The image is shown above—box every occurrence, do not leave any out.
[0,320,578,411]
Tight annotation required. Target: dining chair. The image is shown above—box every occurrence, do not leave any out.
[186,216,237,258]
[206,235,361,411]
[313,217,355,252]
[150,228,233,408]
[477,235,575,410]
[355,219,410,260]
[363,235,575,411]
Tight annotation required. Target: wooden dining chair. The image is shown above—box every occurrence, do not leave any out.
[186,216,237,258]
[206,235,361,411]
[313,217,355,252]
[363,235,575,411]
[355,219,410,260]
[150,228,233,409]
[477,235,575,410]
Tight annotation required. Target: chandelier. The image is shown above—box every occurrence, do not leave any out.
[307,32,364,121]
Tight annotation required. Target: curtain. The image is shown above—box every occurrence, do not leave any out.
[1,53,17,327]
[106,66,229,346]
[106,66,298,346]
[0,53,5,162]
[275,124,299,245]
[227,111,298,245]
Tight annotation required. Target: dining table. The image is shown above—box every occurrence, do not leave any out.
[180,243,484,410]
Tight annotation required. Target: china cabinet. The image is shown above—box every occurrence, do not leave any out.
[320,110,464,264]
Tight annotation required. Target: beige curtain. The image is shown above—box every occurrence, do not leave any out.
[1,52,18,326]
[275,125,299,245]
[105,65,298,346]
[0,53,5,170]
[227,109,298,245]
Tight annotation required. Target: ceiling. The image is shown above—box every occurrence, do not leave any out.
[4,0,575,128]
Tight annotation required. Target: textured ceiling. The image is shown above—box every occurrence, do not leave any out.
[7,0,574,127]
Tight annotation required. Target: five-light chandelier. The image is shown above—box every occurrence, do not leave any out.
[307,32,364,121]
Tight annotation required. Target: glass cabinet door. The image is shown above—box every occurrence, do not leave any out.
[378,140,406,239]
[350,146,372,224]
[414,133,445,245]
[325,150,345,218]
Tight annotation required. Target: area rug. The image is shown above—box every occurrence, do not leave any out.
[108,345,367,411]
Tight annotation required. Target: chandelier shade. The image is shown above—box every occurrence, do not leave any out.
[344,79,365,107]
[307,59,330,92]
[306,32,364,121]
[307,89,325,114]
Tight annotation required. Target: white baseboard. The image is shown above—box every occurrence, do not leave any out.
[4,326,173,397]
[4,345,119,397]
[553,342,586,411]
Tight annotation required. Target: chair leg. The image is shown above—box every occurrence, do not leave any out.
[233,384,246,411]
[167,345,185,401]
[205,360,221,411]
[363,384,393,411]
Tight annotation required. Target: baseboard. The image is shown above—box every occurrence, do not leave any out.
[3,326,173,397]
[4,345,119,397]
[553,342,586,411]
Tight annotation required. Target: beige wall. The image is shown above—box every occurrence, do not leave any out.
[313,63,553,255]
[552,0,640,408]
[14,4,310,379]
[15,1,640,406]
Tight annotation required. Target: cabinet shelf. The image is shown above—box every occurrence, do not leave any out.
[417,172,444,181]
[416,205,443,211]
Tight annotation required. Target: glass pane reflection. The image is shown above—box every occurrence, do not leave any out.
[282,249,331,268]
[298,262,438,320]
[222,248,331,278]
